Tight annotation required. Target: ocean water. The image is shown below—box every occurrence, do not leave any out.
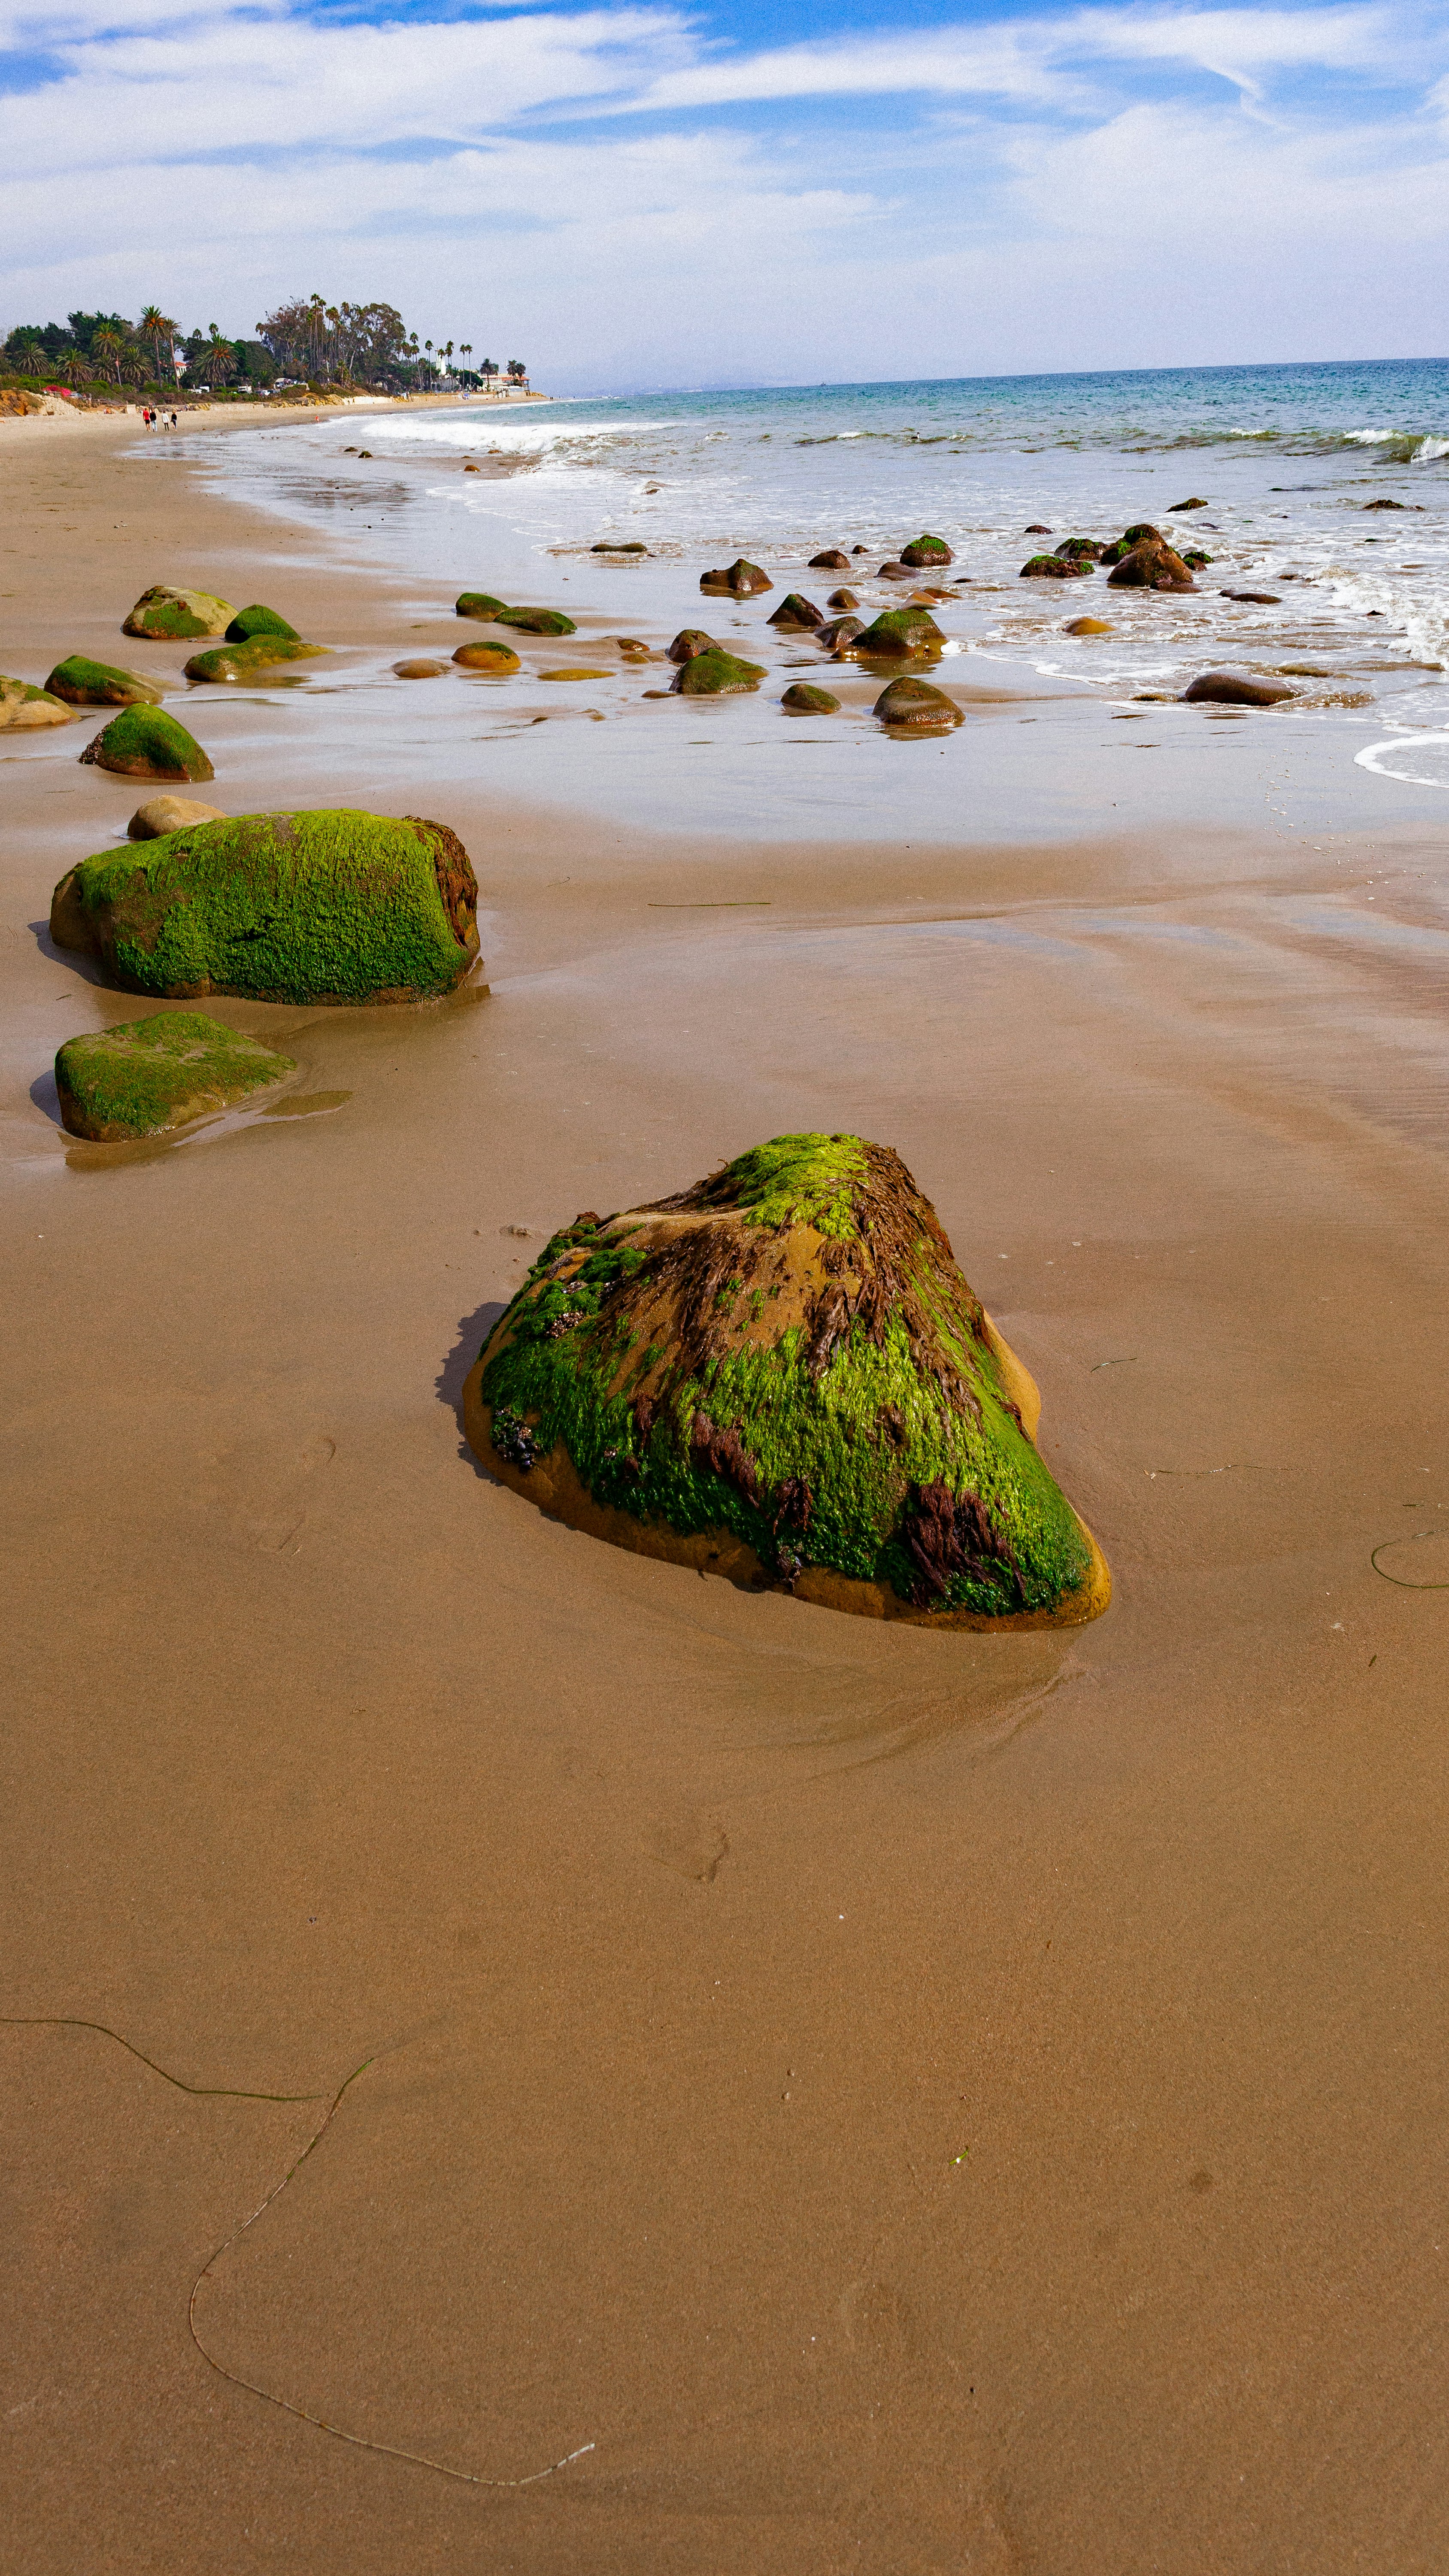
[177,358,1449,838]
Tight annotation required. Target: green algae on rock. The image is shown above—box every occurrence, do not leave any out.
[224,605,300,643]
[45,656,166,708]
[452,640,522,673]
[123,586,234,640]
[456,592,509,620]
[700,558,773,598]
[183,636,328,682]
[465,1132,1109,1628]
[767,592,825,629]
[79,705,214,782]
[1020,554,1092,580]
[670,647,767,696]
[782,683,841,714]
[836,608,944,659]
[49,810,480,1005]
[55,1010,295,1141]
[0,675,74,731]
[874,677,963,732]
[900,534,955,567]
[494,606,577,636]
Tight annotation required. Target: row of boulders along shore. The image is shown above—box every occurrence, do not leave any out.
[1019,522,1212,587]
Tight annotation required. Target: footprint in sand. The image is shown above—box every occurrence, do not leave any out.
[195,1428,336,1554]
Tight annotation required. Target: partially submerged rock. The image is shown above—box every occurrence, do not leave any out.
[184,637,328,681]
[79,706,214,782]
[1107,538,1196,591]
[394,659,449,678]
[50,810,479,1004]
[700,559,773,597]
[1100,524,1164,565]
[453,641,522,672]
[809,549,851,570]
[123,586,234,640]
[0,676,75,731]
[55,1010,295,1141]
[900,533,954,566]
[670,647,767,696]
[495,606,578,636]
[767,592,825,629]
[1171,497,1208,511]
[456,591,509,620]
[591,541,649,554]
[838,608,944,658]
[874,677,963,732]
[826,587,859,610]
[667,629,718,663]
[45,656,166,707]
[815,615,865,652]
[1065,617,1112,636]
[1053,538,1104,563]
[466,1131,1109,1627]
[1021,554,1091,580]
[127,795,225,839]
[782,683,841,714]
[224,605,300,642]
[1182,670,1296,707]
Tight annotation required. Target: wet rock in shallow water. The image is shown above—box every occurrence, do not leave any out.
[496,606,578,636]
[394,658,449,678]
[1025,523,1052,534]
[1362,498,1408,511]
[55,1010,295,1141]
[700,558,773,597]
[667,629,719,663]
[816,615,865,652]
[466,1131,1109,1627]
[874,677,963,732]
[767,592,824,629]
[456,591,509,620]
[80,706,214,781]
[809,549,851,570]
[1181,550,1213,571]
[670,647,767,696]
[123,585,234,640]
[1065,617,1112,636]
[782,683,841,714]
[591,541,649,554]
[1107,539,1196,591]
[50,810,480,1003]
[1221,587,1278,604]
[842,608,945,658]
[453,641,522,672]
[900,533,954,566]
[540,667,611,681]
[0,676,76,730]
[184,637,328,681]
[612,637,651,659]
[1053,538,1104,563]
[1100,523,1165,566]
[877,562,914,579]
[224,605,300,643]
[1182,670,1296,707]
[826,587,859,611]
[45,656,166,708]
[1170,497,1208,511]
[128,794,225,839]
[1021,554,1092,580]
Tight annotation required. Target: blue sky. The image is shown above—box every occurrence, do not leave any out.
[1,0,1446,387]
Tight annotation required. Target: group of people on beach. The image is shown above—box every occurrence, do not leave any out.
[140,406,179,429]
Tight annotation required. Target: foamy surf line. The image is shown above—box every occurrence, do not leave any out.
[1356,732,1449,787]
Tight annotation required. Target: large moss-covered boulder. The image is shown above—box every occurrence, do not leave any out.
[465,1133,1109,1627]
[79,706,214,781]
[123,586,234,640]
[782,683,841,714]
[838,608,944,658]
[224,605,300,643]
[49,810,480,1005]
[700,559,773,597]
[45,656,166,707]
[184,637,327,682]
[495,606,577,636]
[456,592,509,620]
[1021,554,1091,580]
[0,676,74,731]
[670,647,767,696]
[874,677,963,732]
[55,1010,295,1141]
[1053,538,1104,563]
[900,533,954,566]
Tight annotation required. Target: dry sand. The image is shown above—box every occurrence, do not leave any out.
[4,421,1449,2574]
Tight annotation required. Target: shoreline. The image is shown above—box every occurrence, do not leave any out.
[6,420,1449,2574]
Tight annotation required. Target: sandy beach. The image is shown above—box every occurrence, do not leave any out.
[5,409,1449,2574]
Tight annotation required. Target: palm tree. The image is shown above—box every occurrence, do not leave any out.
[461,341,472,370]
[138,305,176,387]
[91,324,125,384]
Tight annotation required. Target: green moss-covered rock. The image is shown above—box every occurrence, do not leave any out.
[452,640,522,672]
[79,706,214,781]
[1020,554,1091,579]
[782,683,841,714]
[466,1132,1109,1627]
[123,586,235,640]
[591,541,649,554]
[1053,538,1104,563]
[183,637,328,682]
[224,605,300,643]
[667,629,717,663]
[700,559,773,597]
[1181,549,1213,571]
[45,656,166,708]
[55,1010,295,1141]
[49,810,480,1005]
[816,615,864,652]
[767,592,825,629]
[838,608,944,658]
[670,647,767,696]
[0,675,74,731]
[900,533,955,566]
[456,592,509,620]
[1106,538,1196,592]
[874,677,964,732]
[494,606,577,636]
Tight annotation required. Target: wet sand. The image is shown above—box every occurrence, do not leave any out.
[5,425,1449,2573]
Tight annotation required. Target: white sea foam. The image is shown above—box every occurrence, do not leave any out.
[1355,733,1449,787]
